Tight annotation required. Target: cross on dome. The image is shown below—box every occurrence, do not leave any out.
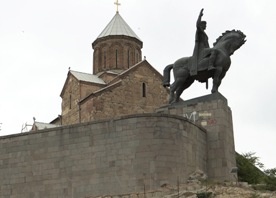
[114,0,121,13]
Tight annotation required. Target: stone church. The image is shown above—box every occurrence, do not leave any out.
[1,9,237,197]
[33,11,168,129]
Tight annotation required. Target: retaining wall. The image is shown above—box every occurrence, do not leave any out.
[0,114,206,198]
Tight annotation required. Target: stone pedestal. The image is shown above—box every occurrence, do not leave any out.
[156,92,237,182]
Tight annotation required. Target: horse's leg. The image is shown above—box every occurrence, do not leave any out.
[211,67,223,93]
[169,81,176,103]
[173,69,190,103]
[169,79,183,103]
[173,80,184,103]
[175,78,195,102]
[169,69,184,103]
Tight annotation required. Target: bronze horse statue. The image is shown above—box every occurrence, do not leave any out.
[163,30,246,104]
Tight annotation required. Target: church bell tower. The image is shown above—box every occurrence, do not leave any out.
[91,4,143,75]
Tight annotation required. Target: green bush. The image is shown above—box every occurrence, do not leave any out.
[236,152,276,191]
[236,153,266,184]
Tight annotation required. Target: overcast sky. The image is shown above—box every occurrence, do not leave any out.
[0,0,275,169]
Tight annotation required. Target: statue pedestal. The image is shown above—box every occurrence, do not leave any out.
[157,92,236,181]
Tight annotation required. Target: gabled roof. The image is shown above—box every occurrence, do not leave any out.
[97,69,124,78]
[70,70,105,84]
[60,70,106,97]
[31,122,60,131]
[108,59,164,85]
[80,59,164,104]
[97,12,141,41]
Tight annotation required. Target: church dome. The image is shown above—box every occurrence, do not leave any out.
[92,12,143,75]
[96,12,141,42]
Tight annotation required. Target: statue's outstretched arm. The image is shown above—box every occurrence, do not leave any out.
[196,8,204,30]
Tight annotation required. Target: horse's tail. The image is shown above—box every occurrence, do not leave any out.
[163,64,174,87]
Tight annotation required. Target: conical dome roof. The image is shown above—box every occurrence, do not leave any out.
[92,12,143,75]
[97,12,141,41]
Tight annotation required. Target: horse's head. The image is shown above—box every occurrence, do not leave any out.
[214,30,246,55]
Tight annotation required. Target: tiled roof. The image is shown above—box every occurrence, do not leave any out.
[70,70,106,84]
[97,12,141,41]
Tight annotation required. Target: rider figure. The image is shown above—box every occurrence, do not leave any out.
[191,8,216,75]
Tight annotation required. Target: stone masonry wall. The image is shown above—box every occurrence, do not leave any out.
[80,61,168,123]
[61,75,80,125]
[61,74,104,126]
[0,114,206,198]
[92,37,142,74]
[156,92,236,182]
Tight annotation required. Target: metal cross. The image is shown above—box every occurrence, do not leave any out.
[114,0,121,13]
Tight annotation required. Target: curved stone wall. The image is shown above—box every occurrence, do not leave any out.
[0,113,206,197]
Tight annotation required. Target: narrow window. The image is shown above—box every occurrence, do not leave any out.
[104,51,106,69]
[115,49,118,68]
[127,49,130,68]
[142,83,146,97]
[69,94,72,109]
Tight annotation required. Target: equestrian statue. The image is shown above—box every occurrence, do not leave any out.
[163,9,246,104]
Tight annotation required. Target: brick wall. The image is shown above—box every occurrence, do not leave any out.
[157,92,237,182]
[92,36,142,74]
[0,114,206,198]
[61,74,105,125]
[80,61,168,123]
[61,75,80,124]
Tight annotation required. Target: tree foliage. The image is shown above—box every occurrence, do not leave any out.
[236,152,265,184]
[236,152,276,191]
[242,152,264,169]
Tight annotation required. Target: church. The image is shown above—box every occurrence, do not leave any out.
[1,5,237,196]
[32,10,169,130]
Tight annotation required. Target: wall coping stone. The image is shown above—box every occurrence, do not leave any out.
[0,113,206,140]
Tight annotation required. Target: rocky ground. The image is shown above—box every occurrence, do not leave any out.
[89,170,276,198]
[90,182,276,198]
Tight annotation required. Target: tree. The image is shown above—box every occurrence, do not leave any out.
[236,152,265,184]
[264,168,276,177]
[242,152,264,169]
[236,152,276,191]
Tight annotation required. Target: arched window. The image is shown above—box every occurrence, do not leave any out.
[69,94,72,109]
[94,48,99,70]
[142,83,146,97]
[103,51,106,69]
[136,53,138,63]
[128,49,130,68]
[115,49,118,68]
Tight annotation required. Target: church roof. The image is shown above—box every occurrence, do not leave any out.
[70,70,106,85]
[31,122,60,131]
[80,59,165,104]
[97,69,124,77]
[97,12,141,41]
[60,70,106,97]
